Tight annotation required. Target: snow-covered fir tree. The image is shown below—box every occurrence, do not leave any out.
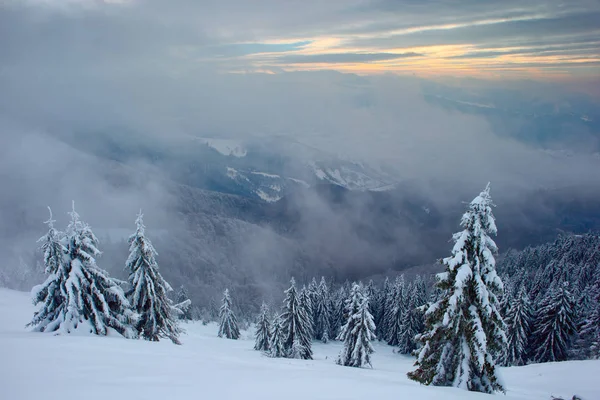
[313,277,331,343]
[218,289,240,340]
[300,285,314,341]
[269,314,286,358]
[397,282,421,355]
[281,278,313,359]
[254,302,271,352]
[126,211,182,344]
[307,277,319,335]
[578,282,600,359]
[385,275,406,346]
[408,184,506,394]
[176,285,193,321]
[376,277,391,340]
[365,280,379,328]
[503,287,534,366]
[336,283,376,368]
[37,207,64,275]
[531,282,577,363]
[330,288,346,341]
[29,203,136,338]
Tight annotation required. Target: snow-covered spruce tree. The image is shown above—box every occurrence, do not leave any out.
[313,277,331,343]
[281,278,313,359]
[329,289,346,340]
[269,314,286,358]
[578,282,600,359]
[376,277,391,340]
[385,275,406,346]
[126,211,182,344]
[531,282,577,363]
[29,203,136,338]
[503,287,534,366]
[218,289,240,340]
[254,302,271,352]
[337,283,376,368]
[176,285,193,321]
[365,280,380,327]
[397,283,421,355]
[308,277,319,336]
[300,285,315,341]
[407,184,506,394]
[28,208,67,330]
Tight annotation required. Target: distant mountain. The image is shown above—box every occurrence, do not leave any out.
[3,130,600,316]
[421,80,600,153]
[52,130,398,203]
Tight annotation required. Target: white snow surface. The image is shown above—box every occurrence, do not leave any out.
[1,288,598,400]
[197,137,247,157]
[250,171,281,179]
[255,189,281,203]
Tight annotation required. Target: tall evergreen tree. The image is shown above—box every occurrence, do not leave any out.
[503,287,534,366]
[376,277,391,340]
[337,283,376,368]
[408,184,506,394]
[281,278,313,359]
[307,277,319,336]
[126,211,182,344]
[329,287,347,341]
[300,285,314,341]
[218,289,240,340]
[313,277,331,343]
[531,282,577,363]
[176,285,193,321]
[397,283,421,355]
[269,314,286,358]
[29,203,136,338]
[579,285,600,359]
[254,302,271,351]
[385,275,406,346]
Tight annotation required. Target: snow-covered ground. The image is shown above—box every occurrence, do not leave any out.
[1,288,598,400]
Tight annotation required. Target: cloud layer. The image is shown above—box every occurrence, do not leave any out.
[2,0,599,79]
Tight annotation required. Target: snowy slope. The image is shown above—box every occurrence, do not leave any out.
[1,288,597,400]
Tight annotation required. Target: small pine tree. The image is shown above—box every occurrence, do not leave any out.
[532,282,577,363]
[408,184,506,394]
[176,285,193,321]
[28,208,66,331]
[281,278,313,359]
[503,287,534,366]
[218,289,240,340]
[269,314,286,358]
[28,203,136,338]
[126,211,182,344]
[337,283,376,368]
[254,302,271,352]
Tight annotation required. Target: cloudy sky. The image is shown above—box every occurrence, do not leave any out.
[2,0,599,81]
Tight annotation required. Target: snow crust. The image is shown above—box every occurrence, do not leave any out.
[1,288,598,400]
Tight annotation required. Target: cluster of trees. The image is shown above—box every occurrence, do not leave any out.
[24,184,600,395]
[28,204,190,344]
[498,233,600,364]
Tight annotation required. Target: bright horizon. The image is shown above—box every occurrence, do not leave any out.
[3,0,600,88]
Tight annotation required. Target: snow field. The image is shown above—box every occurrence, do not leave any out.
[1,288,598,400]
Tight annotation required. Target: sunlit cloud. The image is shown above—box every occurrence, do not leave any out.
[1,0,599,80]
